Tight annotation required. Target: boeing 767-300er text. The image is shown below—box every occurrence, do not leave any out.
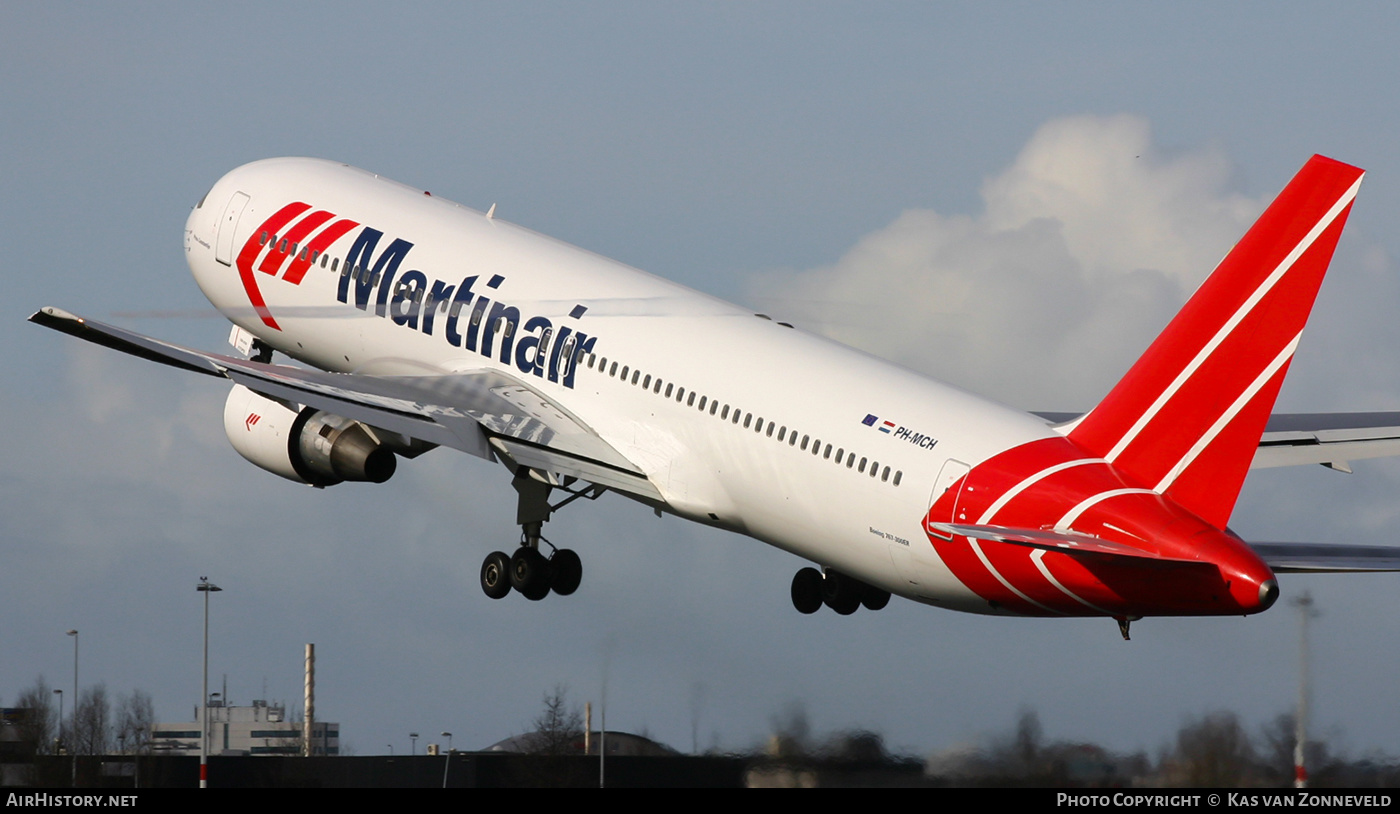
[32,155,1400,638]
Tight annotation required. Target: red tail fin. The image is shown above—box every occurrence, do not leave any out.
[1067,155,1364,529]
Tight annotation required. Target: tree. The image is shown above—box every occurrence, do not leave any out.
[1259,712,1340,786]
[1169,711,1258,787]
[529,685,584,755]
[114,690,155,755]
[13,675,57,755]
[71,684,110,756]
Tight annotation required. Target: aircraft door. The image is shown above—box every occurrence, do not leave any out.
[215,191,250,266]
[925,458,971,540]
[888,458,972,593]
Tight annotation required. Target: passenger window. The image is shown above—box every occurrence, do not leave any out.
[882,466,890,482]
[823,444,832,460]
[893,471,903,486]
[801,435,809,451]
[665,384,674,398]
[654,379,662,394]
[743,414,752,429]
[859,457,867,473]
[721,405,730,420]
[643,374,651,389]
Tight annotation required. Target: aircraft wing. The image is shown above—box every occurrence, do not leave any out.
[1246,543,1400,573]
[29,307,662,500]
[1033,411,1400,471]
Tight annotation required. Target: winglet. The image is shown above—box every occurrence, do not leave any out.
[1066,156,1365,528]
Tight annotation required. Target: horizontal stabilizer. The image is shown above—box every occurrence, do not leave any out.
[1248,542,1400,573]
[931,523,1209,569]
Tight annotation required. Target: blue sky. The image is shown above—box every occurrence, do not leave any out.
[5,3,1400,759]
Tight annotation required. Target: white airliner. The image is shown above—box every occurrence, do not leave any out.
[32,155,1400,638]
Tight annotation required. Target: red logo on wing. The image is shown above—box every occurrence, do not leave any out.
[245,413,260,431]
[234,203,360,330]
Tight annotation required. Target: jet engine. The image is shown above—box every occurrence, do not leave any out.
[223,383,398,486]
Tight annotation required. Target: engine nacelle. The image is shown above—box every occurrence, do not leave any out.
[223,384,397,486]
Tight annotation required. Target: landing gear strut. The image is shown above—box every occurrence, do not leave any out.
[479,472,599,601]
[790,567,891,615]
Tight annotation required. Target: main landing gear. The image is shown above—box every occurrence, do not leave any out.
[480,472,600,601]
[790,566,891,615]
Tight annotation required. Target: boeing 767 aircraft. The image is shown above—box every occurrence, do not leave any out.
[32,154,1400,638]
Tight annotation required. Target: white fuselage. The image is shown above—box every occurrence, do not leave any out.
[184,158,1059,614]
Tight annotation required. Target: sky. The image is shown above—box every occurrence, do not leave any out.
[5,2,1400,761]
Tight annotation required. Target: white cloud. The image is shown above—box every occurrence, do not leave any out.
[746,114,1265,408]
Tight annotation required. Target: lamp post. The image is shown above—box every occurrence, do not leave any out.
[197,577,221,789]
[1293,591,1320,789]
[410,732,419,755]
[441,731,454,788]
[52,689,62,756]
[66,630,77,786]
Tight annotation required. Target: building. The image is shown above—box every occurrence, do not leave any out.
[152,700,338,756]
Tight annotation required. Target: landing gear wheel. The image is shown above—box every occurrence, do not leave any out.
[821,570,861,615]
[791,567,823,614]
[861,586,891,611]
[511,547,552,601]
[550,549,583,596]
[481,550,512,599]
